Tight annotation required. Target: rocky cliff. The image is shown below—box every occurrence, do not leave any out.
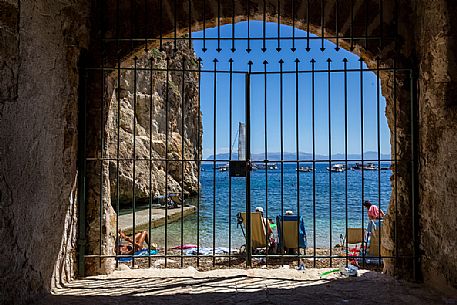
[106,41,201,205]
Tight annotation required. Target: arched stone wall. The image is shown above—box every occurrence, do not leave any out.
[84,0,416,280]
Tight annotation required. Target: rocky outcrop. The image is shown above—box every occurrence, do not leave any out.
[106,41,202,205]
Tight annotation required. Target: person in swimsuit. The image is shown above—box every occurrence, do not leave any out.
[117,230,149,255]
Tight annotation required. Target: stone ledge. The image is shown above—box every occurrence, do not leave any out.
[118,205,197,234]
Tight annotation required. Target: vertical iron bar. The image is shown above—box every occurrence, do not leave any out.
[263,60,269,266]
[164,58,170,267]
[262,0,266,52]
[246,66,252,267]
[203,0,207,52]
[394,61,398,271]
[159,0,163,50]
[411,69,420,281]
[228,58,234,266]
[350,0,354,51]
[115,0,120,269]
[295,58,300,260]
[360,58,365,266]
[364,0,368,49]
[343,58,348,266]
[144,0,148,51]
[306,0,310,51]
[335,0,340,51]
[376,58,382,264]
[98,0,107,267]
[197,58,202,267]
[231,0,236,52]
[148,58,153,268]
[246,0,251,52]
[276,0,281,51]
[180,58,186,267]
[311,58,316,267]
[320,0,325,51]
[99,44,105,270]
[291,0,296,52]
[212,58,218,267]
[327,58,332,267]
[217,0,221,52]
[279,58,284,264]
[132,56,138,267]
[379,0,383,48]
[77,67,88,277]
[188,0,192,48]
[393,0,398,272]
[173,0,177,51]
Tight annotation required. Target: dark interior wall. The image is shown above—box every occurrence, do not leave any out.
[0,0,90,304]
[416,0,457,294]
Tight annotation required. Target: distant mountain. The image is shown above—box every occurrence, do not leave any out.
[206,151,391,161]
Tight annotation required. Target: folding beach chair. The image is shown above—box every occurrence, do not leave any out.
[276,215,307,254]
[237,212,270,252]
[343,228,365,247]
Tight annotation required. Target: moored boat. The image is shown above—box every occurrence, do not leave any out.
[296,166,314,172]
[326,164,346,172]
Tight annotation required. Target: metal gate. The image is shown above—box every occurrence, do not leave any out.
[79,0,418,278]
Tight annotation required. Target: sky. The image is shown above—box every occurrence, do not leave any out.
[192,21,391,160]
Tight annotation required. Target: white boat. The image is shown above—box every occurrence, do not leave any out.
[216,163,229,172]
[326,164,346,172]
[352,162,377,171]
[296,166,314,172]
[256,162,278,170]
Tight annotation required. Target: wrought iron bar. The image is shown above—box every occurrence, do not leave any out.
[164,58,170,267]
[197,57,202,267]
[228,58,234,266]
[311,58,316,267]
[279,58,284,265]
[295,58,300,262]
[245,62,252,267]
[360,58,365,267]
[343,58,349,266]
[212,58,218,267]
[327,57,332,267]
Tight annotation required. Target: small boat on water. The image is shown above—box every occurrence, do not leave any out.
[255,162,278,170]
[296,166,314,172]
[216,163,229,172]
[327,164,346,172]
[352,162,377,171]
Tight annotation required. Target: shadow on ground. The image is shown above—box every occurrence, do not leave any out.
[34,269,453,305]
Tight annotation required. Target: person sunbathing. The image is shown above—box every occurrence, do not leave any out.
[117,230,149,255]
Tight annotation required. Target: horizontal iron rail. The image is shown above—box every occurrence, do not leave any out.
[102,35,396,42]
[83,66,412,74]
[84,158,406,163]
[84,254,415,259]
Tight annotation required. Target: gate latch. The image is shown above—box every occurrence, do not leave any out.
[229,160,250,177]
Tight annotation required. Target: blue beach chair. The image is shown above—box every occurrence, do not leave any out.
[276,215,307,254]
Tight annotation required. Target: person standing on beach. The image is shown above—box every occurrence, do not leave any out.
[363,200,385,220]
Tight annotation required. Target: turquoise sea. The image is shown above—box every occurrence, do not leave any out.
[148,162,392,249]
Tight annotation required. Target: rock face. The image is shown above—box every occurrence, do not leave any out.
[106,42,202,205]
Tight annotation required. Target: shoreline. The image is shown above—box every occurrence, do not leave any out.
[119,205,197,235]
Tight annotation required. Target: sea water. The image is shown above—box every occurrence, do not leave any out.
[149,162,392,249]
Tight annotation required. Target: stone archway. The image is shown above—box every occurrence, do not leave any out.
[81,0,417,280]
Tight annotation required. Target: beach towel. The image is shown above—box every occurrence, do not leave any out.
[117,249,159,262]
[172,244,198,250]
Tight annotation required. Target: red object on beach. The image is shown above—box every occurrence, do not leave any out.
[172,244,198,250]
